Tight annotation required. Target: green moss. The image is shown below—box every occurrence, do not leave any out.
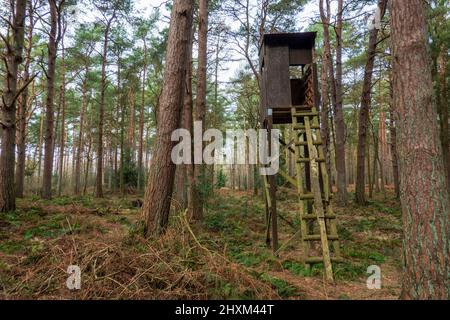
[206,274,258,300]
[51,196,74,206]
[123,221,146,246]
[260,273,300,298]
[282,260,312,277]
[108,215,131,226]
[0,259,10,271]
[0,211,22,226]
[204,211,235,232]
[22,214,66,240]
[231,250,273,267]
[354,219,376,232]
[368,200,402,217]
[0,239,28,254]
[334,262,368,280]
[25,240,46,264]
[346,249,386,264]
[337,226,353,240]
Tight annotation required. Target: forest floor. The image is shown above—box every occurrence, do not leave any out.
[0,188,403,300]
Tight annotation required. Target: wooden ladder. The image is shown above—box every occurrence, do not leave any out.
[291,105,341,282]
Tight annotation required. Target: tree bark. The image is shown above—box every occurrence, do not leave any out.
[0,0,27,212]
[74,68,88,195]
[137,39,148,190]
[390,0,450,299]
[389,68,401,198]
[355,0,387,204]
[127,88,136,162]
[37,111,44,188]
[192,0,209,221]
[184,23,195,219]
[97,11,116,198]
[333,0,347,205]
[15,1,34,198]
[117,59,124,195]
[83,125,92,196]
[378,111,387,197]
[320,0,340,195]
[389,102,400,199]
[57,31,66,196]
[319,0,332,189]
[142,0,194,236]
[42,0,64,200]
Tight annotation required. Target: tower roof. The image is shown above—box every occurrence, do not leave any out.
[262,32,317,50]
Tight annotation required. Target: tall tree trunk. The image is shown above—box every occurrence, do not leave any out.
[57,32,66,196]
[367,139,373,198]
[53,89,61,171]
[117,59,125,196]
[142,0,194,236]
[42,0,64,200]
[372,124,379,195]
[74,69,88,195]
[210,32,221,193]
[0,0,27,212]
[37,111,44,188]
[389,74,400,199]
[120,108,125,196]
[83,127,92,196]
[137,39,148,191]
[184,24,195,219]
[127,88,135,162]
[355,0,387,204]
[319,0,332,188]
[378,111,387,197]
[97,12,116,198]
[333,0,347,205]
[113,141,118,192]
[71,125,76,184]
[15,1,34,198]
[192,0,209,221]
[173,167,187,209]
[390,0,450,299]
[320,0,339,193]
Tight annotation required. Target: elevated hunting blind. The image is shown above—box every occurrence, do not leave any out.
[260,32,319,124]
[259,32,342,282]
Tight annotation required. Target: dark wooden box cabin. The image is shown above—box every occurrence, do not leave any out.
[259,32,319,125]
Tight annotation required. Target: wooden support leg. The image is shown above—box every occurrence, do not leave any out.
[267,121,278,254]
[269,174,278,254]
[265,195,271,246]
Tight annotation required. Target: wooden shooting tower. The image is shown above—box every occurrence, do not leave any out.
[260,32,342,281]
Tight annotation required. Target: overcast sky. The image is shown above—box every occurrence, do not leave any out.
[71,0,377,88]
[135,0,322,84]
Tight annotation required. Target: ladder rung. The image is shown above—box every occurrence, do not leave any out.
[295,141,322,146]
[303,214,337,220]
[293,125,321,130]
[292,105,312,110]
[297,158,326,163]
[304,235,339,241]
[293,112,319,117]
[295,141,322,147]
[306,257,344,264]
